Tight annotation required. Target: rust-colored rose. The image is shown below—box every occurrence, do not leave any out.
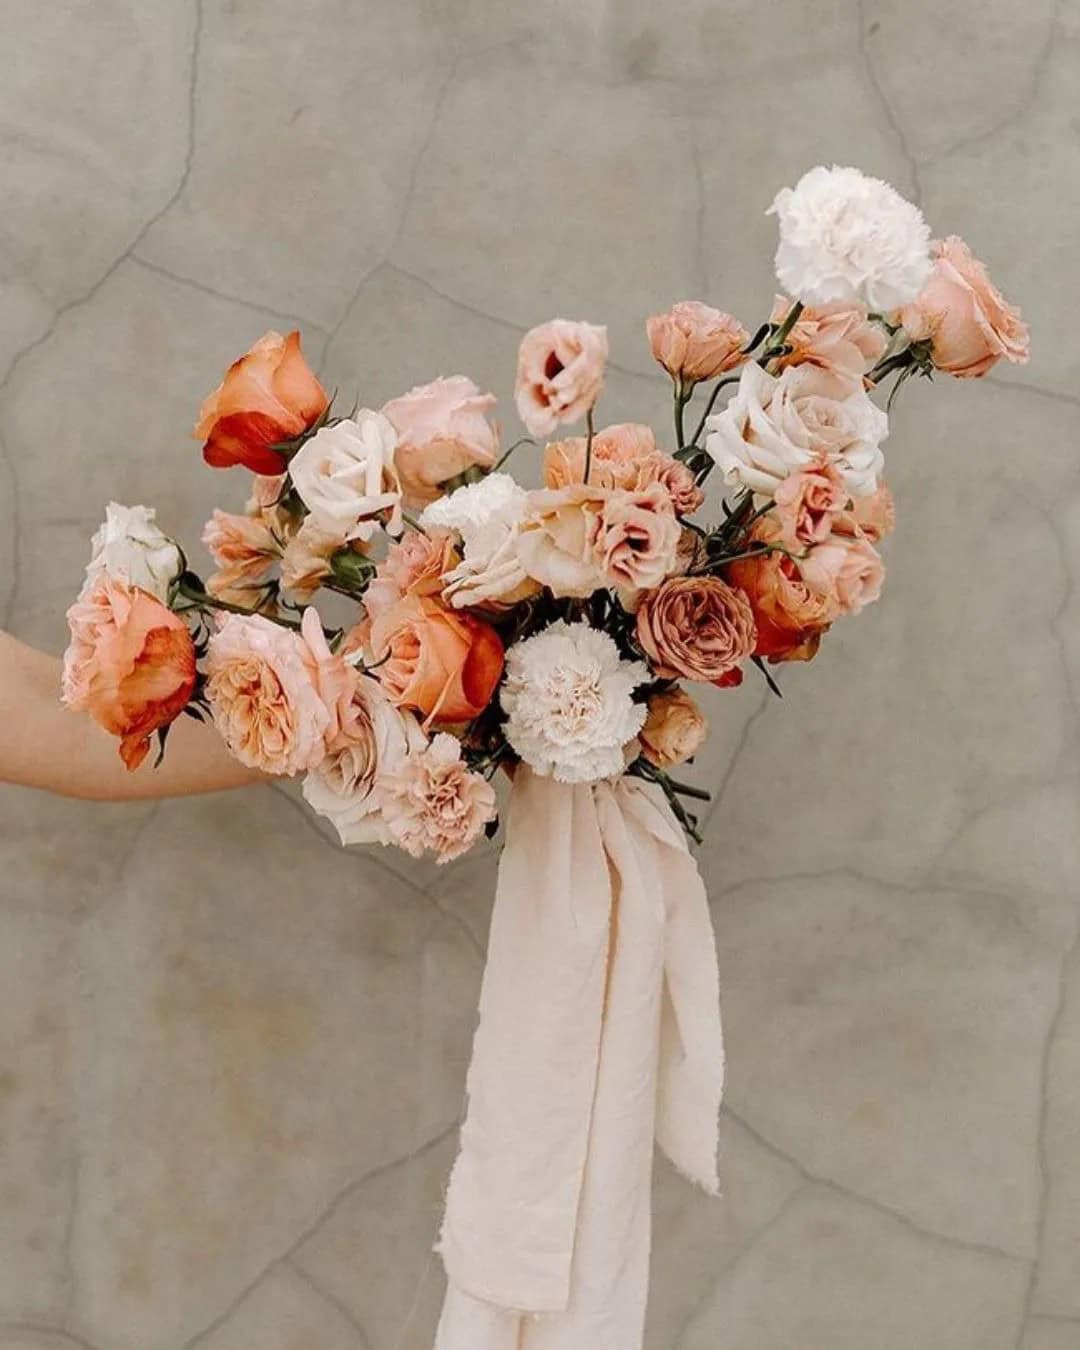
[639,687,707,769]
[635,575,756,686]
[369,593,504,726]
[195,330,329,474]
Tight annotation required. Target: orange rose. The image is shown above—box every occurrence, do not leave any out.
[899,236,1029,378]
[727,518,839,662]
[62,579,197,770]
[195,330,329,474]
[369,593,504,725]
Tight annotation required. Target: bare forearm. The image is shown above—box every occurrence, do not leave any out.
[0,630,263,800]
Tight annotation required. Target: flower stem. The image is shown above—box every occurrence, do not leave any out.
[492,436,535,473]
[688,375,740,448]
[174,575,305,632]
[760,299,804,365]
[583,404,597,483]
[673,378,690,450]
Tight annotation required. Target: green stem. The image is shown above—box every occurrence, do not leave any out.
[175,577,305,632]
[760,299,805,365]
[688,375,740,447]
[673,378,690,450]
[492,436,535,473]
[583,404,597,483]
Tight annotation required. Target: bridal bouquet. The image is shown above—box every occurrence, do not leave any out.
[61,165,1028,862]
[59,165,1028,1350]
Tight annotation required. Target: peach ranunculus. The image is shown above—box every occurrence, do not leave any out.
[362,529,460,622]
[593,482,681,593]
[195,331,329,475]
[899,236,1030,378]
[835,482,896,544]
[773,460,848,547]
[62,578,197,770]
[543,422,704,516]
[202,509,283,607]
[769,295,887,389]
[639,687,707,769]
[382,376,499,507]
[515,319,608,437]
[515,483,610,598]
[646,301,750,385]
[635,575,757,686]
[368,593,504,726]
[205,612,331,775]
[380,733,497,863]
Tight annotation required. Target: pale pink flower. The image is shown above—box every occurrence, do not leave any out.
[205,612,330,776]
[202,509,282,604]
[381,733,497,862]
[280,517,350,603]
[515,483,609,598]
[769,295,887,389]
[900,235,1030,378]
[382,375,499,506]
[773,460,849,547]
[801,530,885,616]
[515,319,608,437]
[646,301,749,384]
[593,483,681,593]
[543,422,705,516]
[835,482,896,544]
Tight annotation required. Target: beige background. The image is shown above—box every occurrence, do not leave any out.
[1,2,1078,1347]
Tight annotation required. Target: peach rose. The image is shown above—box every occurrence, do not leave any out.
[369,593,504,726]
[639,687,707,769]
[544,423,705,516]
[515,318,608,437]
[205,612,331,775]
[646,301,749,384]
[801,530,885,617]
[382,375,499,506]
[202,509,282,606]
[381,733,497,863]
[635,575,757,686]
[900,236,1029,378]
[835,482,896,544]
[769,295,887,390]
[195,331,329,474]
[62,579,197,770]
[516,483,609,598]
[773,460,848,547]
[280,518,351,603]
[593,483,681,593]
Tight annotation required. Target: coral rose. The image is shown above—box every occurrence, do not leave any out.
[515,319,608,437]
[639,687,707,769]
[368,593,504,726]
[382,375,499,507]
[900,235,1030,378]
[380,733,497,863]
[773,460,848,547]
[769,295,887,390]
[205,612,331,775]
[62,579,197,770]
[195,330,329,474]
[646,301,749,384]
[635,575,757,686]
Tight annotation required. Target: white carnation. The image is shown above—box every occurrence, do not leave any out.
[420,472,535,608]
[81,502,183,603]
[769,164,931,311]
[705,361,887,499]
[501,621,648,784]
[290,411,403,542]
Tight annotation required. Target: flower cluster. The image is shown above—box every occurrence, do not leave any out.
[62,165,1028,857]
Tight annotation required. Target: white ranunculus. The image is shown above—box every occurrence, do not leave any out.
[500,620,649,784]
[420,472,537,608]
[81,502,183,603]
[289,411,402,542]
[704,361,888,499]
[769,164,931,311]
[302,676,426,846]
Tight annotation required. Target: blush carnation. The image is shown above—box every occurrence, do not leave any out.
[500,620,649,784]
[420,473,538,609]
[769,165,932,311]
[380,734,497,863]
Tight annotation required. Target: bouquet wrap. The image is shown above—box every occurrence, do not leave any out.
[435,768,723,1349]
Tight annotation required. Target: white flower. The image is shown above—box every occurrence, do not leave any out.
[289,411,403,542]
[705,361,888,499]
[420,472,537,608]
[769,165,931,311]
[81,502,183,602]
[501,621,648,784]
[302,675,426,846]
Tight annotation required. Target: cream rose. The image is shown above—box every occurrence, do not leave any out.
[705,361,887,499]
[289,411,403,542]
[81,502,183,604]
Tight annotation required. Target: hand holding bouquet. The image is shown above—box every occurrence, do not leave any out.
[62,165,1029,861]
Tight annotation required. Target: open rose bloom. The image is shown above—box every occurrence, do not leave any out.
[62,166,1025,862]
